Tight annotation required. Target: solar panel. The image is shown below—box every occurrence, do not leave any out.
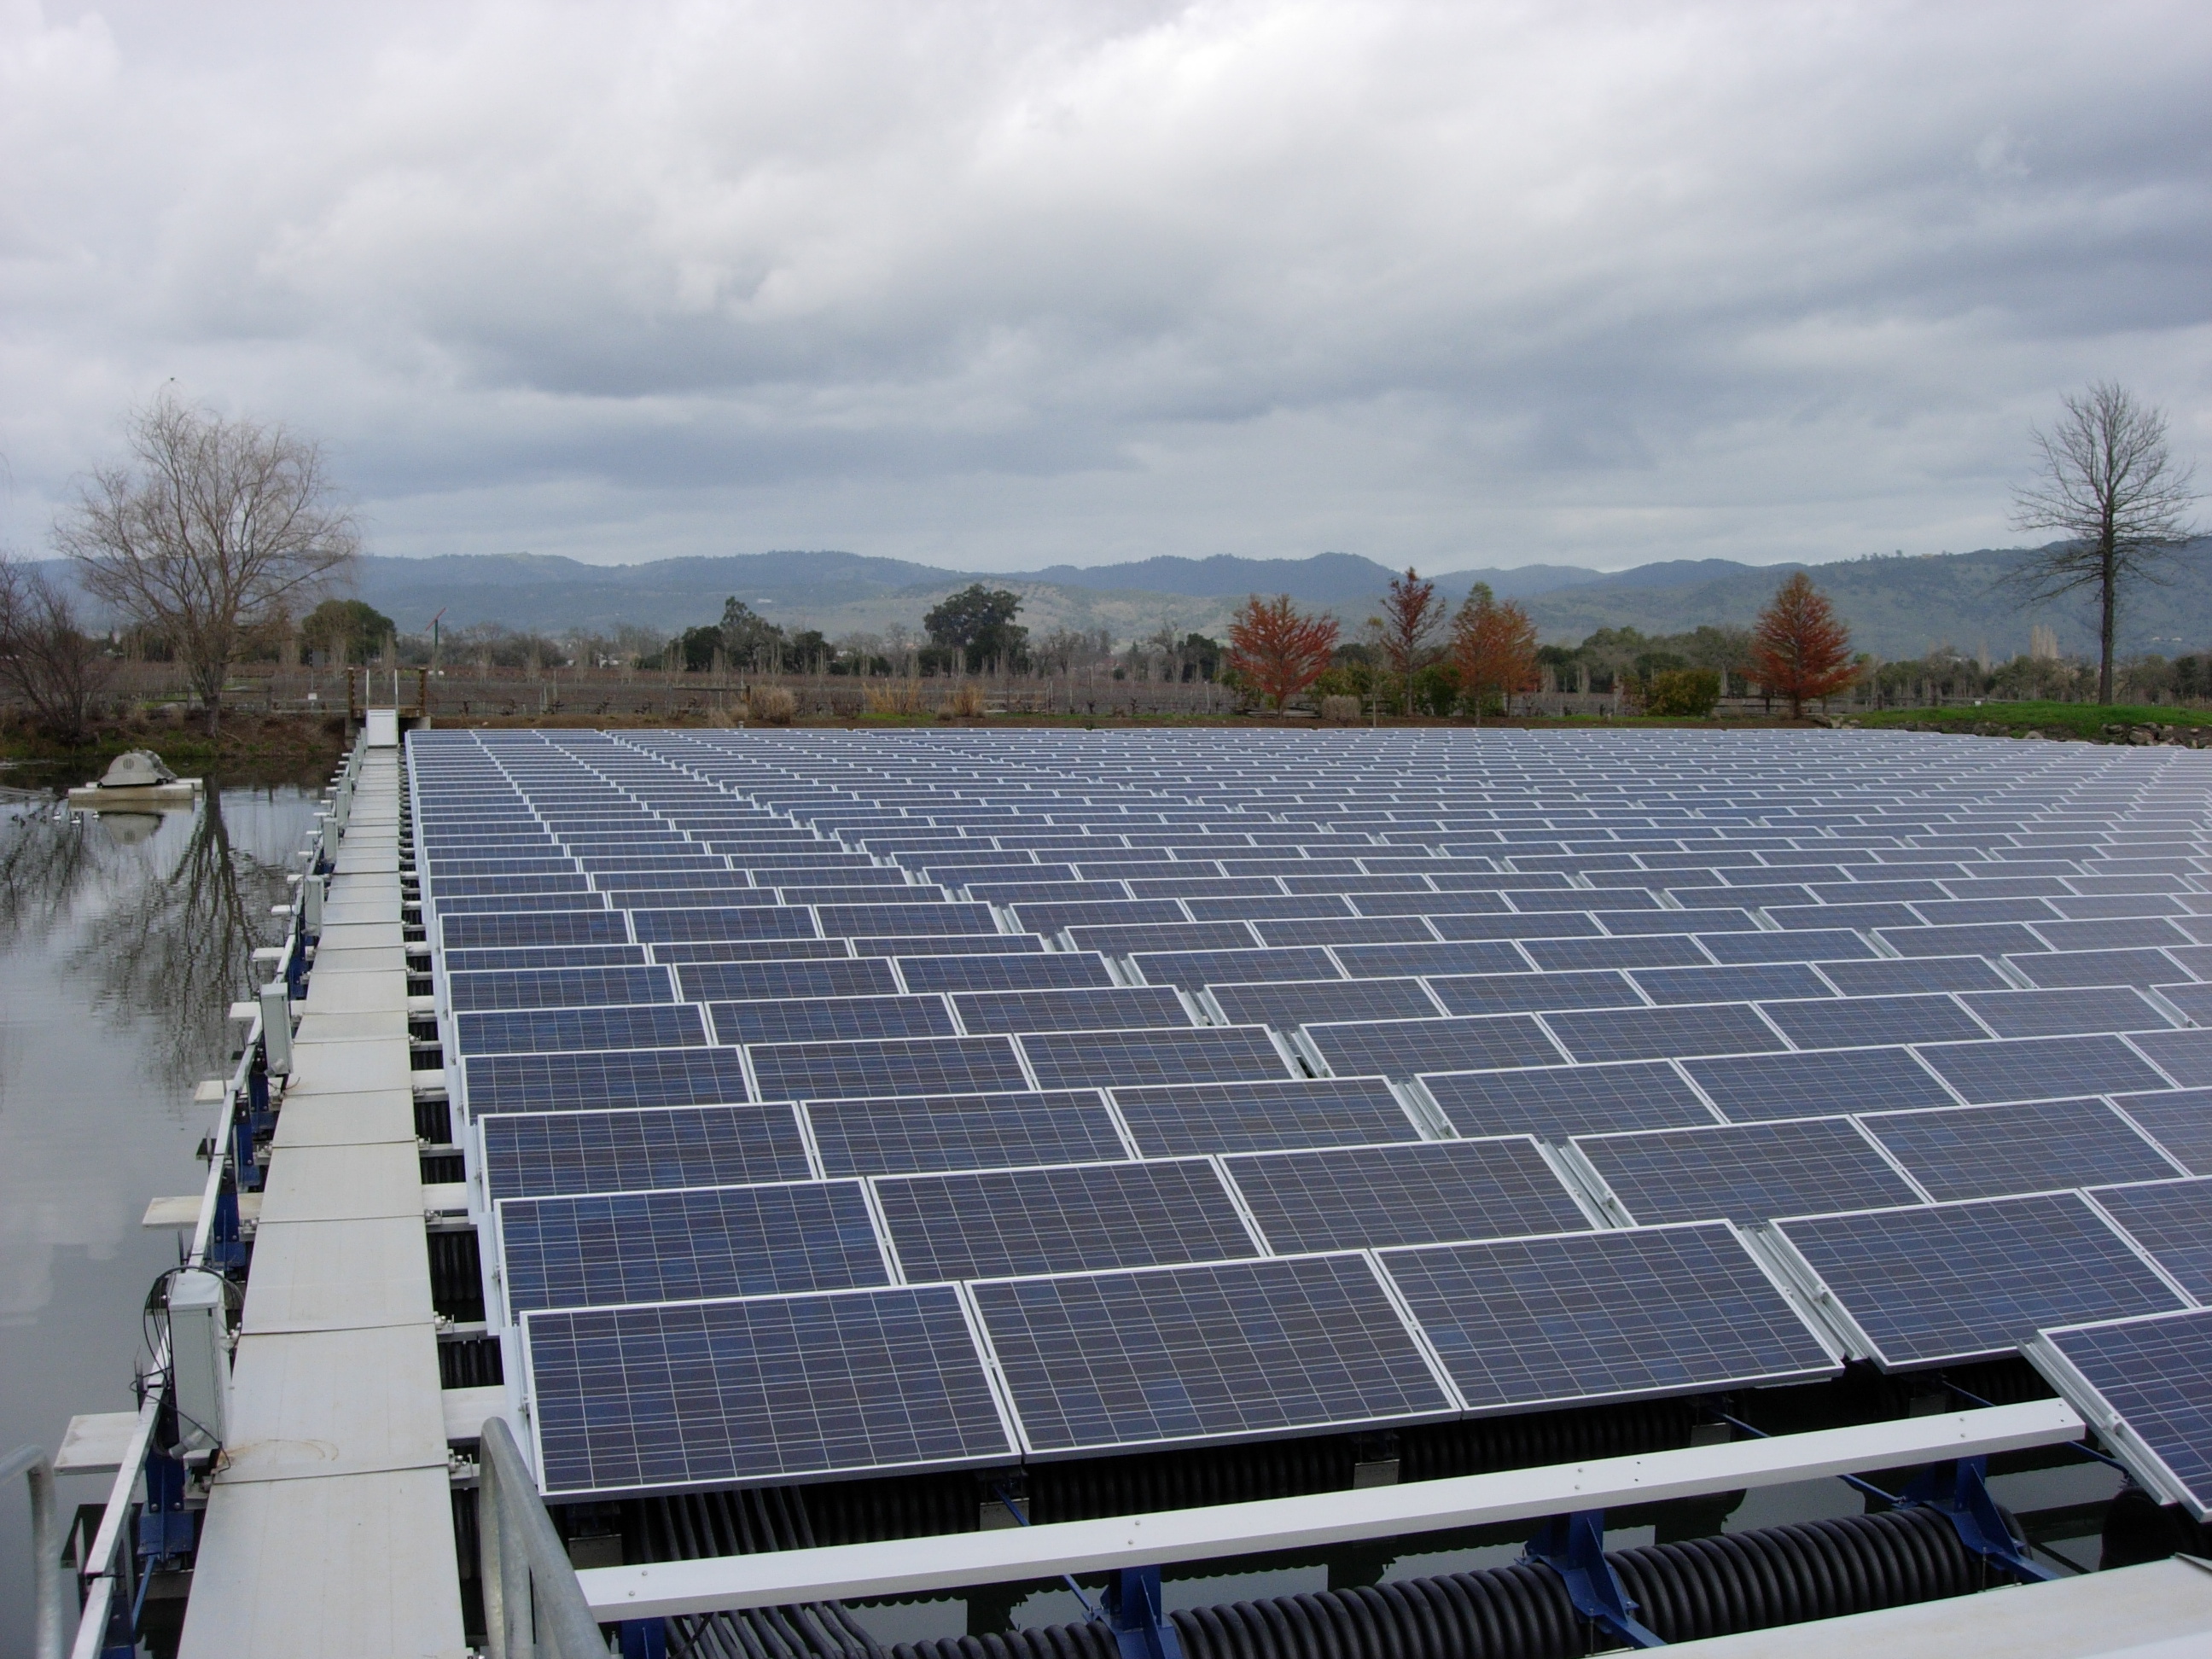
[1632,964,1832,1005]
[896,952,1116,992]
[628,906,820,944]
[876,1160,1258,1281]
[749,1035,1032,1102]
[1223,1139,1591,1252]
[526,1286,1013,1494]
[675,958,899,1001]
[1913,1034,2173,1103]
[1331,941,1530,979]
[2011,948,2197,990]
[856,932,1050,958]
[442,910,629,951]
[2085,1178,2212,1301]
[1698,928,1877,965]
[2029,1309,2212,1519]
[480,1104,812,1201]
[1770,1192,2189,1368]
[1420,1061,1719,1138]
[1303,1013,1565,1079]
[1957,986,2172,1039]
[649,940,856,964]
[1377,1225,1839,1412]
[1018,1026,1294,1089]
[1522,936,1712,971]
[1422,969,1641,1017]
[1430,912,1601,942]
[1814,956,2012,996]
[2115,1090,2212,1176]
[709,994,958,1045]
[1109,1076,1422,1155]
[805,1090,1127,1177]
[498,1180,889,1313]
[1573,1119,1924,1225]
[1548,999,1787,1066]
[448,965,675,1013]
[1682,1046,1953,1121]
[1878,923,2050,958]
[1208,977,1441,1029]
[454,1002,707,1057]
[968,1255,1454,1455]
[1128,946,1341,988]
[1759,993,1989,1049]
[2128,1027,2212,1088]
[952,986,1194,1035]
[1067,922,1263,956]
[444,945,648,974]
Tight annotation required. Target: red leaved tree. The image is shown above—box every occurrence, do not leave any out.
[1227,593,1339,713]
[1749,571,1858,717]
[1375,567,1443,715]
[1449,583,1539,720]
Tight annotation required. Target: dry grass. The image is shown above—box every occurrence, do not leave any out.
[1319,695,1363,722]
[943,681,988,718]
[751,686,798,724]
[863,680,927,714]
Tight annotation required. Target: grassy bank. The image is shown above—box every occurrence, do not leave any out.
[0,713,351,771]
[1852,701,2212,741]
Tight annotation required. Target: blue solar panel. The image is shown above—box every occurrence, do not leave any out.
[526,1286,1013,1493]
[480,1104,812,1200]
[649,940,856,965]
[628,906,820,944]
[454,1002,707,1057]
[2115,1090,2212,1176]
[2030,1309,2212,1519]
[444,944,648,974]
[1128,946,1341,988]
[1522,936,1711,971]
[1420,1061,1718,1138]
[498,1180,888,1312]
[1542,1003,1784,1064]
[1772,1192,2190,1368]
[2124,1027,2212,1088]
[896,952,1116,992]
[1967,987,2174,1038]
[1880,923,2050,958]
[2085,1178,2212,1298]
[1223,1139,1590,1252]
[876,1160,1258,1280]
[1304,1014,1563,1078]
[1574,1119,1924,1225]
[1423,970,1643,1017]
[952,986,1193,1035]
[442,910,630,950]
[448,965,674,1013]
[1109,1077,1422,1155]
[1761,993,1989,1049]
[2011,948,2196,989]
[1632,964,1831,1006]
[709,994,958,1045]
[969,1255,1454,1455]
[675,958,899,1001]
[1684,1046,1954,1121]
[806,1090,1128,1177]
[1068,922,1262,956]
[1913,1035,2173,1103]
[1377,1225,1838,1412]
[1208,976,1440,1028]
[1815,956,2011,996]
[856,932,1050,958]
[1331,941,1530,979]
[1698,928,1877,965]
[750,1035,1031,1102]
[1018,1026,1294,1089]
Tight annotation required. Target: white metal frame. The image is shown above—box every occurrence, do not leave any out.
[575,1399,2084,1619]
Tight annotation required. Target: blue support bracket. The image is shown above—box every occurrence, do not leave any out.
[1901,1457,2057,1584]
[137,1448,194,1566]
[1524,1511,1665,1649]
[1105,1565,1185,1659]
[207,1189,247,1270]
[620,1619,668,1659]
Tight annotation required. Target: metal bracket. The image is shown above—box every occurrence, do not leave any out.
[1523,1511,1665,1649]
[1901,1457,2057,1584]
[1105,1565,1185,1659]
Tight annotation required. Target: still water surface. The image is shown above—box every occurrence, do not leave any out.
[0,770,319,1658]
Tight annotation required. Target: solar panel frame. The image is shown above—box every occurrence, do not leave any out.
[805,1089,1131,1177]
[2028,1308,2212,1519]
[1418,1061,1721,1139]
[1221,1138,1594,1253]
[479,1103,814,1201]
[1571,1117,1926,1225]
[1302,1013,1566,1079]
[1017,1025,1297,1089]
[1109,1075,1423,1156]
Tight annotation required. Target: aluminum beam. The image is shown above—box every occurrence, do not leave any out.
[576,1399,2083,1620]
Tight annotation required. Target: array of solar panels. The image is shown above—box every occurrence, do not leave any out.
[410,728,2212,1502]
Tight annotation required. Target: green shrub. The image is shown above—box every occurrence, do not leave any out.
[1645,668,1720,717]
[1412,661,1460,716]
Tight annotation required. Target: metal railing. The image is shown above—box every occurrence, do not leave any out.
[478,1417,607,1658]
[3,1445,63,1659]
[55,737,371,1659]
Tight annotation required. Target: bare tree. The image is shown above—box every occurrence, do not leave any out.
[0,558,114,742]
[56,391,360,733]
[2009,381,2200,704]
[1374,568,1443,714]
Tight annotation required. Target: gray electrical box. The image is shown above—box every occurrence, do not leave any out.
[168,1269,230,1458]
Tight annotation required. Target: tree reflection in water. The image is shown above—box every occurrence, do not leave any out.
[0,784,295,1083]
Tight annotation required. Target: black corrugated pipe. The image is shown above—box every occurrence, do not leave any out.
[882,1507,1989,1659]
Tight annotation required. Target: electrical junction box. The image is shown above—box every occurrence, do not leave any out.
[168,1269,230,1458]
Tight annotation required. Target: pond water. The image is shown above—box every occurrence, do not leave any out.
[0,767,322,1658]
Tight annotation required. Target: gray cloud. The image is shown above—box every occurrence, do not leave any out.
[3,0,2206,573]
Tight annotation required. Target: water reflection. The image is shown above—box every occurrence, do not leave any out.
[0,774,323,1658]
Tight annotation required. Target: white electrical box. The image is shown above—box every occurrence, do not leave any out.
[168,1269,230,1457]
[364,707,399,748]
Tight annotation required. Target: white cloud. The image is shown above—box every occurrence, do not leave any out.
[2,0,2206,572]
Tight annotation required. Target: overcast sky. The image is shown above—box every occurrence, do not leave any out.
[3,1,2206,574]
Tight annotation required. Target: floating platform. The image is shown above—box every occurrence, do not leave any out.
[66,778,203,807]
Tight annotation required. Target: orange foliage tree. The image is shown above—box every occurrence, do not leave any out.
[1450,583,1539,719]
[1374,567,1444,715]
[1749,571,1859,717]
[1226,593,1340,713]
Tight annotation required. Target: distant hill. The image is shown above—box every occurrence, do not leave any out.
[26,541,2211,662]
